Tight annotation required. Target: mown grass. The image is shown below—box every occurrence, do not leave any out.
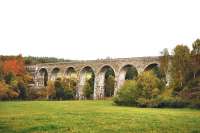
[0,100,200,133]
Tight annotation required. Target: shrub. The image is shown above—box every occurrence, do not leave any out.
[83,81,93,99]
[62,78,77,100]
[137,71,164,99]
[63,88,74,100]
[17,81,28,100]
[114,71,165,107]
[136,97,162,108]
[187,78,199,89]
[0,81,10,100]
[114,80,140,106]
[27,88,47,100]
[0,81,19,100]
[157,97,189,108]
[53,78,77,100]
[179,87,200,100]
[189,100,200,109]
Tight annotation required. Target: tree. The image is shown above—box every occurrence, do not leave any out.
[62,78,77,99]
[104,68,115,97]
[0,60,3,80]
[137,71,163,99]
[54,78,65,100]
[170,45,191,89]
[104,75,115,97]
[2,55,25,76]
[83,79,94,99]
[151,66,162,79]
[0,81,9,100]
[192,39,200,55]
[114,80,140,106]
[160,48,170,81]
[17,80,27,100]
[191,39,200,79]
[46,81,55,99]
[114,71,164,106]
[4,72,15,84]
[125,67,138,80]
[83,72,94,99]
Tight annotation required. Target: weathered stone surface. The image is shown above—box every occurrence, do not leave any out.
[26,56,160,99]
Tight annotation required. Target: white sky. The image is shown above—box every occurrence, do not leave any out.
[0,0,200,60]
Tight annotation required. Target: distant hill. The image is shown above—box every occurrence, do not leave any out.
[24,56,73,65]
[0,55,72,65]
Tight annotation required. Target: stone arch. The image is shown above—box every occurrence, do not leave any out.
[116,64,138,93]
[78,66,95,99]
[144,63,161,78]
[38,68,48,87]
[98,64,116,76]
[64,67,77,79]
[144,63,159,71]
[50,67,60,81]
[95,65,116,99]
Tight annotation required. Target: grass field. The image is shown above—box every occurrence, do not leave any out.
[0,100,200,133]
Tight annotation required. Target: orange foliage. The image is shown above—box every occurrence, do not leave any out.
[2,55,25,76]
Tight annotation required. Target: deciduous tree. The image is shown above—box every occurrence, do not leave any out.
[2,55,25,76]
[160,48,170,81]
[191,39,200,79]
[170,45,191,89]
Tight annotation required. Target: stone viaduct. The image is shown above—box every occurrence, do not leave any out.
[26,56,161,99]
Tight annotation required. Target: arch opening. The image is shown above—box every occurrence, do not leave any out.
[99,65,115,98]
[144,63,161,78]
[51,67,60,81]
[63,67,78,98]
[38,68,48,87]
[65,67,77,79]
[117,65,138,90]
[80,66,95,99]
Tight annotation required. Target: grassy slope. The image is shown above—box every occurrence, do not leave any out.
[0,101,200,133]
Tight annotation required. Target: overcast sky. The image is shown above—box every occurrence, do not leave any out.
[0,0,200,60]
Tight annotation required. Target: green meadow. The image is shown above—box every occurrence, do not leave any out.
[0,100,200,133]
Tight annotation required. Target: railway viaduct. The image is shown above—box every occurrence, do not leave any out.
[26,56,161,99]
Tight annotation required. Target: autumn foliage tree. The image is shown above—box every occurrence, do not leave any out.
[0,55,28,100]
[2,55,25,76]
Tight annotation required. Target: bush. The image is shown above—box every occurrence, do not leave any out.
[0,80,19,100]
[63,87,75,100]
[114,71,165,107]
[179,87,200,100]
[189,100,200,109]
[157,97,189,108]
[136,97,162,108]
[53,78,77,100]
[187,78,199,89]
[137,71,164,99]
[4,72,15,84]
[27,88,47,100]
[17,81,28,100]
[114,80,140,106]
[83,80,94,99]
[136,97,190,108]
